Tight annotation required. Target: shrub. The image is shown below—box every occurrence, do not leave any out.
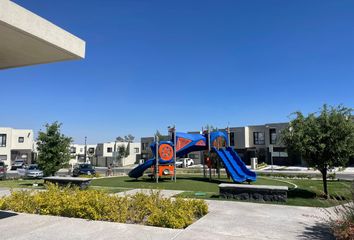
[0,197,6,210]
[325,183,354,239]
[0,184,208,229]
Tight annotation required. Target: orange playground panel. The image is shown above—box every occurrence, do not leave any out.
[151,165,175,177]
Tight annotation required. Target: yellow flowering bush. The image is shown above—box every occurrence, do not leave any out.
[0,184,208,229]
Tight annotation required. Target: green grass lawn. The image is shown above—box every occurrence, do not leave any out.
[91,175,353,207]
[1,175,351,207]
[0,179,44,189]
[91,175,294,192]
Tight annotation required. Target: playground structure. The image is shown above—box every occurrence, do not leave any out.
[128,127,257,183]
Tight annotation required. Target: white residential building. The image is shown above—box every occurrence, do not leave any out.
[95,141,140,167]
[0,127,34,169]
[69,144,97,165]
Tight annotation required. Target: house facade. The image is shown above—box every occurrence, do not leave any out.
[228,123,291,165]
[141,137,154,161]
[0,127,35,169]
[94,141,141,167]
[69,144,97,165]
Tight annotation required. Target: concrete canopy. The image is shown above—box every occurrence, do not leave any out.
[0,0,85,69]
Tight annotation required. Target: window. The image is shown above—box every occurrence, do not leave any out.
[134,148,139,153]
[107,147,112,153]
[80,148,83,153]
[88,148,95,154]
[0,155,7,161]
[142,143,148,151]
[253,132,265,145]
[229,132,235,146]
[18,137,24,143]
[70,147,76,154]
[0,134,6,147]
[269,129,277,144]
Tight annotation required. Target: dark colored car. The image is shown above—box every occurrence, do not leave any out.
[0,161,7,180]
[73,164,96,177]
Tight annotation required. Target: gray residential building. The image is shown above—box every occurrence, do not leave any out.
[141,137,154,161]
[228,122,293,165]
[140,122,300,166]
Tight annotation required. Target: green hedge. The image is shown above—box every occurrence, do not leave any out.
[0,184,208,229]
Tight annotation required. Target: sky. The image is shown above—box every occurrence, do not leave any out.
[1,0,353,144]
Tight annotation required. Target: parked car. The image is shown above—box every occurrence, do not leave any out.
[176,158,194,168]
[73,163,96,177]
[11,159,25,170]
[0,161,7,180]
[17,164,43,179]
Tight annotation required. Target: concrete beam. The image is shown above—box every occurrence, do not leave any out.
[0,0,85,69]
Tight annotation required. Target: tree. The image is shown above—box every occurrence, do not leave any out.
[281,105,354,198]
[155,130,170,141]
[124,134,135,143]
[116,135,134,143]
[116,144,129,166]
[203,125,218,132]
[116,136,124,142]
[37,122,72,176]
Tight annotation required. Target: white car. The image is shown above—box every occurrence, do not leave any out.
[18,164,43,179]
[176,158,194,168]
[11,159,25,170]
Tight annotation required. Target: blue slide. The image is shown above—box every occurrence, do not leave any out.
[213,147,256,182]
[128,158,154,179]
[226,147,257,182]
[213,147,247,182]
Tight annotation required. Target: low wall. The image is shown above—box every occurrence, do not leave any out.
[219,183,288,202]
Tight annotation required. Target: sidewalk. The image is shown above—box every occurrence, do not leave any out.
[0,196,333,239]
[116,189,184,198]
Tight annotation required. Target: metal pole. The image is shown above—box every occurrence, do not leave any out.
[84,136,87,163]
[217,129,221,179]
[269,144,274,173]
[208,126,211,152]
[202,127,206,178]
[173,125,177,182]
[227,126,230,148]
[155,134,159,183]
[208,126,211,181]
[114,140,117,167]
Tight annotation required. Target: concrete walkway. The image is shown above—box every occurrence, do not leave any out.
[0,211,182,240]
[174,200,333,240]
[0,188,11,197]
[116,188,184,198]
[0,198,334,239]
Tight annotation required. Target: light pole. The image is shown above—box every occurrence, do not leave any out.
[114,138,117,167]
[84,136,87,163]
[265,125,273,172]
[155,134,159,183]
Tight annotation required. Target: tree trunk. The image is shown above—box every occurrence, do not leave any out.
[321,167,329,198]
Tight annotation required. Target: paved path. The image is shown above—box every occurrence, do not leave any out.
[174,200,333,240]
[0,188,11,197]
[116,188,184,198]
[0,211,181,240]
[0,198,334,239]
